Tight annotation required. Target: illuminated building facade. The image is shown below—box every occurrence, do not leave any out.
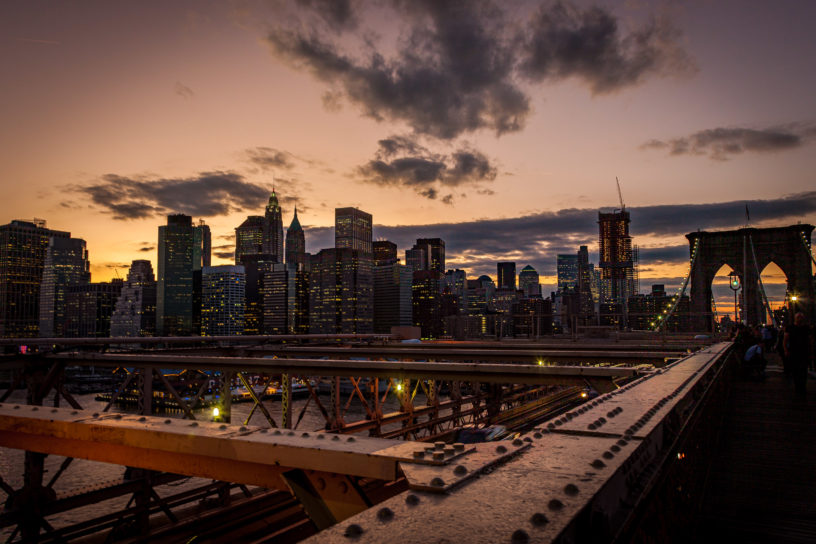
[262,262,310,335]
[262,192,284,263]
[0,219,69,337]
[373,240,398,266]
[157,214,211,336]
[235,216,264,264]
[412,269,443,339]
[201,265,245,336]
[518,265,541,298]
[335,207,372,255]
[309,248,373,334]
[557,254,578,291]
[39,236,90,337]
[598,210,635,307]
[110,260,156,337]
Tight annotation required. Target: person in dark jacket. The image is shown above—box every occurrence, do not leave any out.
[784,313,813,396]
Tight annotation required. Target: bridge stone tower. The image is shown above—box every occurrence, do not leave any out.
[687,224,814,331]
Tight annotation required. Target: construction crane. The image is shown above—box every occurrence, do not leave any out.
[616,176,625,211]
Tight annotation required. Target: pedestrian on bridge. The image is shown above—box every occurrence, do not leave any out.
[784,312,813,397]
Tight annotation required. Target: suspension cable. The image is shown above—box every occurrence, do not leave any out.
[748,235,776,327]
[653,237,700,331]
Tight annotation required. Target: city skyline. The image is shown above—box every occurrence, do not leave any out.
[2,1,815,314]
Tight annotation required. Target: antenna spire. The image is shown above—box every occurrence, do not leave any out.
[616,176,625,211]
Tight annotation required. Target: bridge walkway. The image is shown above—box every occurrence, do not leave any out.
[697,358,816,543]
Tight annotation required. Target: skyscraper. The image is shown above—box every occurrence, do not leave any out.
[557,254,579,291]
[0,219,69,337]
[110,260,156,337]
[412,270,443,339]
[235,216,264,264]
[335,207,372,254]
[373,260,412,333]
[263,191,284,262]
[157,214,211,336]
[65,280,124,337]
[201,265,245,336]
[497,262,516,290]
[598,210,634,306]
[39,236,90,337]
[373,240,398,266]
[263,262,310,335]
[309,248,373,334]
[443,269,467,312]
[577,245,595,323]
[285,207,306,266]
[518,265,541,298]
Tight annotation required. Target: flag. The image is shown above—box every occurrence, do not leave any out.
[745,204,750,223]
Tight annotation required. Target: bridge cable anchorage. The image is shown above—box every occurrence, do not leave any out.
[653,238,700,331]
[748,235,777,327]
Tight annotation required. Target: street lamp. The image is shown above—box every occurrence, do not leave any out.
[728,271,741,324]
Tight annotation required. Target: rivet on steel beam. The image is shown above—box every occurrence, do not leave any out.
[13,406,19,410]
[406,493,420,505]
[591,459,606,469]
[138,416,145,421]
[513,439,523,446]
[344,524,364,538]
[547,423,555,430]
[93,413,100,418]
[332,436,340,441]
[164,419,171,424]
[347,436,356,442]
[51,408,57,413]
[114,414,122,419]
[547,499,563,511]
[533,432,542,439]
[453,443,465,451]
[434,441,445,450]
[377,507,394,521]
[511,529,530,543]
[316,477,326,490]
[564,483,579,496]
[588,423,597,430]
[554,420,562,426]
[288,431,295,436]
[530,512,549,526]
[454,465,467,476]
[31,407,38,411]
[413,450,425,459]
[219,424,227,430]
[302,432,310,437]
[190,422,198,427]
[603,451,614,459]
[610,445,620,453]
[260,429,267,433]
[496,445,507,453]
[240,426,247,432]
[431,477,445,487]
[273,430,282,435]
[317,434,325,439]
[523,437,532,443]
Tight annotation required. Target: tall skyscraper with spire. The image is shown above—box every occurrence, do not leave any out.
[285,207,306,266]
[263,191,284,263]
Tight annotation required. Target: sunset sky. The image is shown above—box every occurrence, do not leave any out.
[2,0,815,315]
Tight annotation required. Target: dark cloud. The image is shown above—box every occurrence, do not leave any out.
[212,244,235,260]
[269,0,692,139]
[138,246,155,253]
[642,124,816,160]
[296,0,357,30]
[247,147,296,170]
[519,2,695,94]
[174,81,194,100]
[76,171,272,220]
[300,191,816,281]
[357,135,497,201]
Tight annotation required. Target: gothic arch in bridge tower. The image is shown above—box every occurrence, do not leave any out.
[686,224,815,331]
